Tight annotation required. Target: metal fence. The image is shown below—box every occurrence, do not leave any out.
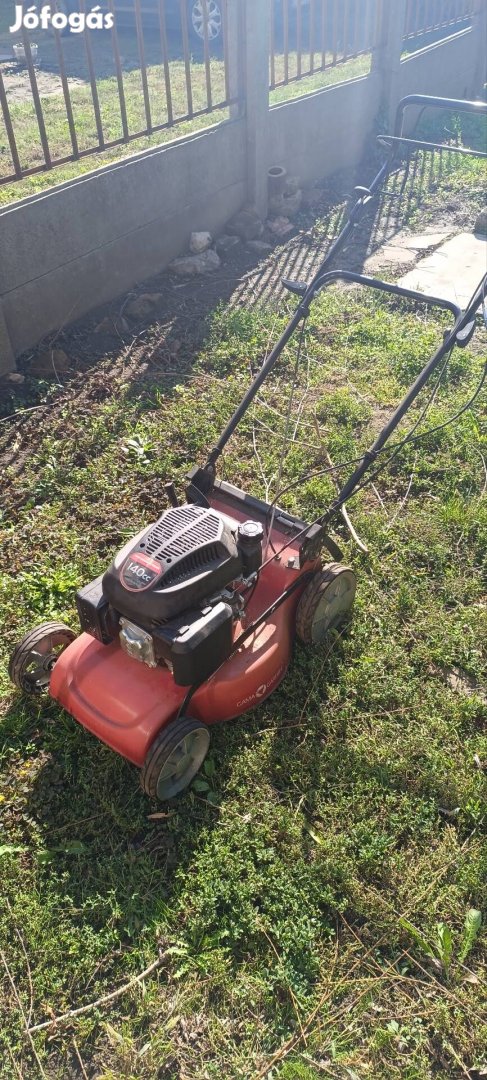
[0,0,239,187]
[269,0,379,91]
[403,0,475,42]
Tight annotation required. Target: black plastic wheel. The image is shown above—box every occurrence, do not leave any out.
[8,621,76,694]
[296,564,357,646]
[141,716,210,801]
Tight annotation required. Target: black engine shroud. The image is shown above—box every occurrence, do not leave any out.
[103,504,242,623]
[76,504,256,686]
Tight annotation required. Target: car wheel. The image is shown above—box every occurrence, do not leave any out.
[188,0,223,43]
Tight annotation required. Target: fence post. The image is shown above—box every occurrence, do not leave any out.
[242,0,271,219]
[372,0,408,130]
[0,299,15,375]
[471,0,487,98]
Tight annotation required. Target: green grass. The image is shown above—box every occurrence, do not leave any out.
[0,154,486,1078]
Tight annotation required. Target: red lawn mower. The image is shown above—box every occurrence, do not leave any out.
[9,96,487,801]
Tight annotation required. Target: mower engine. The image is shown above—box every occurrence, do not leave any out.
[76,504,263,686]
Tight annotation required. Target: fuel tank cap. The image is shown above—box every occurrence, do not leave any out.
[238,520,264,543]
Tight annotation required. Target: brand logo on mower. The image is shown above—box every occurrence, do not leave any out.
[121,552,162,593]
[236,663,286,709]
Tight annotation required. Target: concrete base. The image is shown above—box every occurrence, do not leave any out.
[0,300,15,375]
[399,233,487,309]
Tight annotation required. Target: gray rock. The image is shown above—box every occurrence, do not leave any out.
[29,348,70,378]
[170,249,221,276]
[246,240,273,256]
[190,230,212,253]
[474,208,487,235]
[3,372,25,385]
[227,208,264,241]
[95,315,130,335]
[267,216,294,238]
[269,189,302,219]
[125,293,163,319]
[215,234,242,258]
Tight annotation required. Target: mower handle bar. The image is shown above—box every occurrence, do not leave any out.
[203,94,486,470]
[394,94,487,139]
[320,270,487,521]
[205,271,464,467]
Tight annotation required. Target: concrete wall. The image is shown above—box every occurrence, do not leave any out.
[0,4,484,375]
[398,28,476,104]
[269,73,382,183]
[0,120,246,360]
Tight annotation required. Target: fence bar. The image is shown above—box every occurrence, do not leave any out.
[283,0,289,84]
[180,0,194,116]
[109,0,130,141]
[404,0,474,40]
[343,0,350,60]
[79,0,105,149]
[158,0,174,125]
[309,0,315,72]
[270,0,276,88]
[202,0,213,110]
[321,0,327,70]
[0,70,22,178]
[223,0,233,102]
[52,0,79,158]
[20,26,52,167]
[332,0,338,64]
[296,0,303,77]
[0,99,236,188]
[134,0,153,133]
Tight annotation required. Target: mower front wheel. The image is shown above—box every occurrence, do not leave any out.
[141,716,210,801]
[296,564,357,645]
[9,621,76,694]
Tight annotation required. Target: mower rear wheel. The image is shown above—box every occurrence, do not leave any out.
[141,716,210,801]
[9,621,76,694]
[296,564,357,646]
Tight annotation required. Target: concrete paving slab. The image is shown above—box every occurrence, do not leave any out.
[365,230,454,274]
[398,233,487,310]
[365,246,417,272]
[397,231,453,251]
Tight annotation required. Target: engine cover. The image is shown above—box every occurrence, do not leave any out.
[103,504,242,623]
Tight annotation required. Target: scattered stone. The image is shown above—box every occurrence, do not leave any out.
[246,240,273,256]
[474,207,487,235]
[269,189,302,219]
[267,216,294,238]
[29,348,70,378]
[95,315,130,335]
[3,372,25,385]
[215,234,241,259]
[125,293,163,319]
[189,231,212,254]
[227,208,263,242]
[170,249,221,276]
